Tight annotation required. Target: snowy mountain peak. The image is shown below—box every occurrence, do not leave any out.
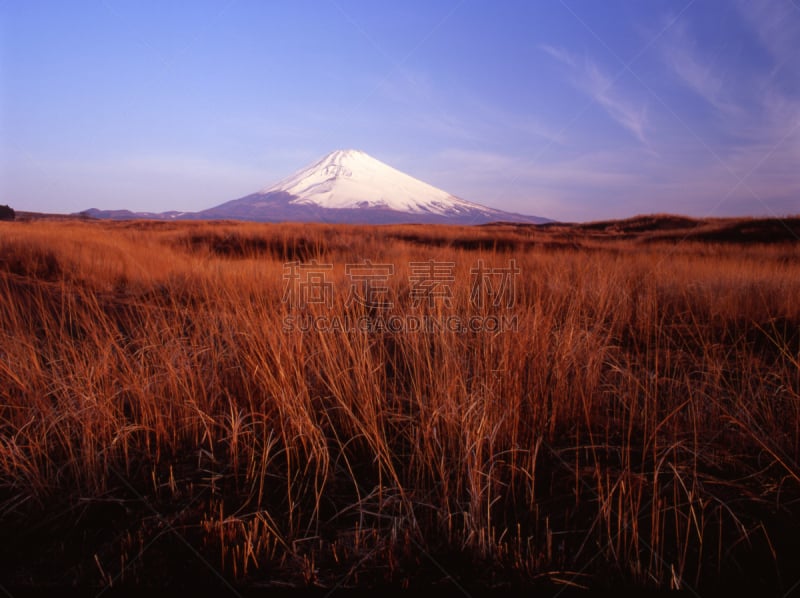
[314,149,364,179]
[259,149,498,216]
[322,148,368,163]
[83,149,550,224]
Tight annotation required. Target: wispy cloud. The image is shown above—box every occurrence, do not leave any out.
[540,45,649,144]
[582,62,648,144]
[539,43,576,68]
[642,4,799,218]
[371,67,568,148]
[429,147,653,219]
[737,0,800,77]
[657,20,737,115]
[460,96,568,145]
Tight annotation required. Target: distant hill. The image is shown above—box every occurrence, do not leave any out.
[569,214,800,244]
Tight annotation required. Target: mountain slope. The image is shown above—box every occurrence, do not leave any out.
[195,150,547,224]
[80,150,550,224]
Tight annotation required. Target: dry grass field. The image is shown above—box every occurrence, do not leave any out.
[1,217,799,593]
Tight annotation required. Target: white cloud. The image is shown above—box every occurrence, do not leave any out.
[540,45,649,144]
[426,147,653,220]
[657,21,738,116]
[582,62,648,144]
[737,0,800,74]
[539,44,576,68]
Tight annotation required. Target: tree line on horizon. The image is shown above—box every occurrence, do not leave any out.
[0,205,15,221]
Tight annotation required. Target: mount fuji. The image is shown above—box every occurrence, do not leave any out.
[81,150,549,225]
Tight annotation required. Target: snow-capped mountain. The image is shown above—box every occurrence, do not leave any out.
[80,150,550,224]
[195,150,548,224]
[266,149,471,212]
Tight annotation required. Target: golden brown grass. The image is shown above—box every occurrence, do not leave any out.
[0,218,799,591]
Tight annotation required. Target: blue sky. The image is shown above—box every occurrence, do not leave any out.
[1,0,798,221]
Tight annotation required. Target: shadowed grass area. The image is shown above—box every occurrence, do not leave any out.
[0,217,799,592]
